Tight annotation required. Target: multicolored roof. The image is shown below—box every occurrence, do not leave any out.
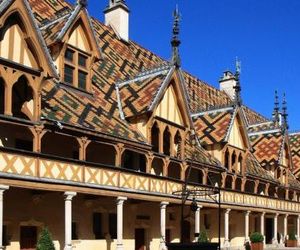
[289,132,300,177]
[192,107,234,145]
[245,153,277,182]
[249,130,283,168]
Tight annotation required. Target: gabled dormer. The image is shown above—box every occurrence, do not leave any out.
[43,1,102,92]
[0,0,58,121]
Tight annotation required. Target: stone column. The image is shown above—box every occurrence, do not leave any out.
[272,213,278,245]
[224,209,231,247]
[260,212,265,244]
[0,186,9,249]
[159,202,169,250]
[297,215,300,246]
[194,205,202,242]
[64,192,76,250]
[245,211,251,242]
[116,197,127,250]
[284,214,288,241]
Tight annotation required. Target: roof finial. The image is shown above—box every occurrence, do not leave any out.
[78,0,88,7]
[272,90,280,125]
[234,57,242,106]
[171,5,181,67]
[282,92,289,130]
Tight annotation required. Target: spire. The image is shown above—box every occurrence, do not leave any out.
[78,0,88,7]
[233,58,242,106]
[272,90,280,125]
[282,93,288,130]
[171,6,181,67]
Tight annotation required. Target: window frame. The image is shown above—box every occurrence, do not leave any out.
[62,44,91,91]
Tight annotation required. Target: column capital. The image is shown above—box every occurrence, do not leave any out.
[274,213,279,218]
[0,185,9,192]
[225,208,231,214]
[284,214,289,218]
[160,201,169,208]
[117,196,127,205]
[261,212,266,216]
[298,214,300,219]
[64,191,76,201]
[245,210,251,216]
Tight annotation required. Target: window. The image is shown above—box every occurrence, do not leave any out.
[63,46,90,91]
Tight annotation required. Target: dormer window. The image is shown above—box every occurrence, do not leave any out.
[63,46,90,91]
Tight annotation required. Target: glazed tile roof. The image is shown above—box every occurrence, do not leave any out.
[288,171,300,189]
[249,130,283,168]
[116,65,172,118]
[248,121,279,134]
[245,153,278,182]
[289,133,300,177]
[242,106,269,126]
[185,138,221,167]
[192,107,234,145]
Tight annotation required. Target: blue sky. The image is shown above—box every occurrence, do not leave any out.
[72,0,300,131]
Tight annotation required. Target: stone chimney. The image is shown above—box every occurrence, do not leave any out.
[219,71,237,100]
[104,0,129,42]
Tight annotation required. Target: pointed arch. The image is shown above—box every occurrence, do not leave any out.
[151,121,159,153]
[12,75,34,120]
[163,126,171,155]
[168,161,181,180]
[174,130,182,158]
[224,148,230,170]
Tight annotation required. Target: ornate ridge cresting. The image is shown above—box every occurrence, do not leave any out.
[282,92,289,131]
[234,58,242,107]
[272,90,280,125]
[171,6,181,68]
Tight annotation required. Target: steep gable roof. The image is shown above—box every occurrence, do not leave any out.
[289,132,300,176]
[0,0,58,78]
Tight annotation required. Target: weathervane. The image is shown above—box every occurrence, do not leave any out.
[171,5,181,67]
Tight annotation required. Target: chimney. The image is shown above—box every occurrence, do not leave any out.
[104,0,129,42]
[219,71,237,100]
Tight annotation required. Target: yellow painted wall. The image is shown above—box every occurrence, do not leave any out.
[68,24,89,52]
[0,23,37,69]
[228,118,245,150]
[154,85,184,126]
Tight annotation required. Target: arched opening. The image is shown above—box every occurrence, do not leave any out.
[277,187,285,200]
[225,175,233,189]
[0,78,4,114]
[174,131,182,158]
[224,149,229,170]
[167,162,181,180]
[0,122,33,151]
[151,122,159,153]
[231,151,236,172]
[276,168,281,180]
[237,154,243,173]
[208,172,221,187]
[268,185,276,197]
[235,178,242,191]
[163,127,171,155]
[257,183,265,195]
[187,168,203,184]
[121,150,146,172]
[41,132,79,159]
[12,76,34,120]
[244,180,255,193]
[288,190,294,201]
[151,158,164,176]
[86,142,116,166]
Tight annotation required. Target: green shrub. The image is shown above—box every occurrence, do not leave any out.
[198,230,209,243]
[250,232,264,243]
[289,232,297,241]
[36,227,55,250]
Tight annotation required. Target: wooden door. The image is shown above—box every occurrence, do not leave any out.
[135,228,146,250]
[20,226,37,250]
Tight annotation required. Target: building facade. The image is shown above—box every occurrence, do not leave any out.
[0,0,300,250]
